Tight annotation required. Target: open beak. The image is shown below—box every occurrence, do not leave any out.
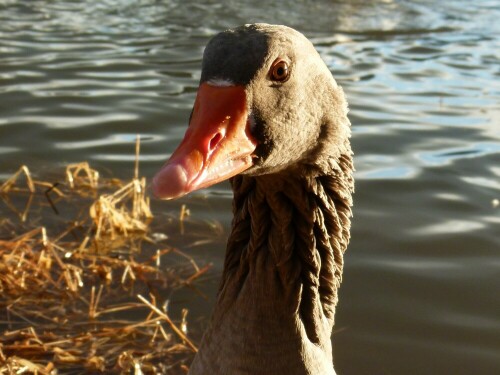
[152,83,257,200]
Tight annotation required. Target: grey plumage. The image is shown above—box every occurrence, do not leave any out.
[192,24,353,375]
[156,23,354,375]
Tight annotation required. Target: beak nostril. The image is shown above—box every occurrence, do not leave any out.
[209,132,223,152]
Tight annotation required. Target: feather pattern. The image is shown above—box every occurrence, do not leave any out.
[152,23,355,375]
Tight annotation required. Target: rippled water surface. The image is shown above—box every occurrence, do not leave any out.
[1,0,499,374]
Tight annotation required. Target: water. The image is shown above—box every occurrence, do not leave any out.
[1,0,499,374]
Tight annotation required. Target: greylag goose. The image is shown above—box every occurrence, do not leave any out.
[153,23,353,375]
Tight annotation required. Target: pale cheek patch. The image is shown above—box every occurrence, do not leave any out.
[207,78,235,87]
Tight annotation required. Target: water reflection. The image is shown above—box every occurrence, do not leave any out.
[418,142,500,166]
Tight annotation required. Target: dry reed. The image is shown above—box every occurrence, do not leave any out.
[0,138,213,374]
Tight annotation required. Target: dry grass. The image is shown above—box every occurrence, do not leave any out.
[0,139,213,374]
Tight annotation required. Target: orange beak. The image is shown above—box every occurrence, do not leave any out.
[152,83,257,200]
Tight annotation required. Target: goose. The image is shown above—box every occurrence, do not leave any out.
[152,23,353,375]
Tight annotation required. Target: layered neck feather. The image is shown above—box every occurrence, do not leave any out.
[188,152,353,375]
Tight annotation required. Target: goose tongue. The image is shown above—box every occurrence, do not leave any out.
[152,83,257,200]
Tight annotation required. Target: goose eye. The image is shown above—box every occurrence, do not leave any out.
[270,60,289,82]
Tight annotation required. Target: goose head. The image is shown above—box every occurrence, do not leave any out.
[152,23,350,199]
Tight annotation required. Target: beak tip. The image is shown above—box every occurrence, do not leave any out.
[152,163,188,200]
